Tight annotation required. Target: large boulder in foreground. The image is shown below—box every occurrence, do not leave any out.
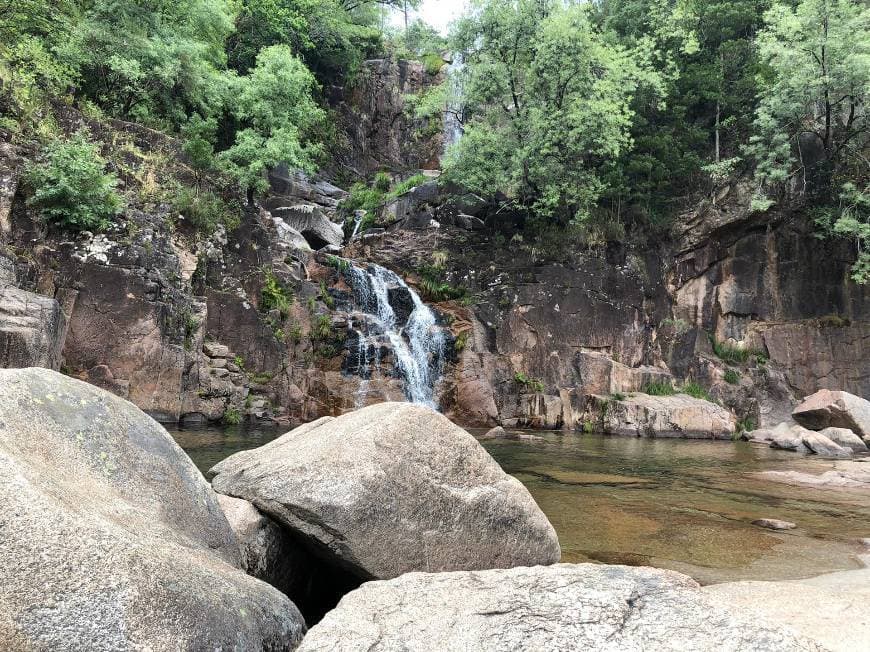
[792,390,870,440]
[589,393,736,439]
[298,564,821,652]
[0,368,305,651]
[210,402,560,580]
[705,566,870,652]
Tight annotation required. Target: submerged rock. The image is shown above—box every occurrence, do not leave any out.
[210,402,560,580]
[590,393,736,439]
[752,518,797,531]
[752,422,853,457]
[793,390,870,440]
[758,461,870,489]
[0,368,305,651]
[298,564,821,652]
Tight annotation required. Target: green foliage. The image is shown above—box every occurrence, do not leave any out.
[514,372,545,393]
[748,0,869,205]
[421,53,445,76]
[388,173,427,199]
[681,381,712,401]
[233,355,246,370]
[373,171,392,192]
[736,416,757,434]
[582,419,595,434]
[610,392,627,402]
[724,368,741,385]
[641,380,677,396]
[312,314,333,340]
[25,133,123,232]
[454,331,469,353]
[710,337,758,365]
[325,254,351,272]
[319,279,335,309]
[222,406,242,425]
[261,270,293,317]
[219,45,325,195]
[172,186,241,234]
[447,1,669,226]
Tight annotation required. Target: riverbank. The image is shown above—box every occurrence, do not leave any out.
[171,423,870,585]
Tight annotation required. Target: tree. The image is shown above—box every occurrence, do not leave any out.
[445,0,666,226]
[748,0,869,202]
[219,45,325,202]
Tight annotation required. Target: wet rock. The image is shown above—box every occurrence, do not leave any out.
[0,286,67,369]
[793,390,870,440]
[0,368,305,651]
[482,426,508,438]
[298,564,820,652]
[590,393,736,439]
[705,566,870,652]
[752,518,797,531]
[479,426,545,442]
[819,427,868,452]
[387,283,415,326]
[759,461,870,489]
[210,402,560,580]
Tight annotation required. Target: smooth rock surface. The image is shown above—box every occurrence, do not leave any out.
[705,565,870,652]
[793,390,870,439]
[270,203,344,249]
[759,460,870,489]
[819,427,868,452]
[211,402,560,580]
[298,564,821,652]
[591,393,736,439]
[0,368,305,651]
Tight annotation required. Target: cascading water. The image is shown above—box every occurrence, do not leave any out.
[442,52,465,160]
[341,261,447,409]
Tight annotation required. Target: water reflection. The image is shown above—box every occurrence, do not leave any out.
[171,424,870,585]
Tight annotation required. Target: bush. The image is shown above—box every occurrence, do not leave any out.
[724,369,741,385]
[710,336,765,366]
[514,372,544,393]
[222,406,242,426]
[172,186,240,234]
[641,380,676,396]
[25,132,123,232]
[681,381,711,401]
[422,53,445,75]
[261,271,293,317]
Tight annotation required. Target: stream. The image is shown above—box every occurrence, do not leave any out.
[171,425,870,585]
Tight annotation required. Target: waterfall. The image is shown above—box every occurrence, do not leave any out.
[349,210,365,241]
[341,262,447,409]
[442,52,465,160]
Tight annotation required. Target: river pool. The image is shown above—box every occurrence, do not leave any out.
[170,425,870,585]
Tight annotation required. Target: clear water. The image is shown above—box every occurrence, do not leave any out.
[173,425,870,585]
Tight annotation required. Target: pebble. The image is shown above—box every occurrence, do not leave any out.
[752,518,797,531]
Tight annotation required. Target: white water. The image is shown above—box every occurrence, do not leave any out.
[349,211,365,240]
[442,52,465,161]
[343,262,447,408]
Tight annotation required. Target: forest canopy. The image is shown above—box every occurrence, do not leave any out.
[0,0,867,279]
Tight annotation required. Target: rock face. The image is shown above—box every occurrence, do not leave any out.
[793,389,870,440]
[0,368,305,651]
[589,393,736,439]
[705,566,870,652]
[819,427,868,452]
[0,285,68,369]
[266,202,344,250]
[298,564,821,652]
[211,402,561,580]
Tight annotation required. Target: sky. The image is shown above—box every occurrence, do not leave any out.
[390,0,469,35]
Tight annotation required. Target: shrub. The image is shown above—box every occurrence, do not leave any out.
[641,380,676,396]
[454,331,469,353]
[222,406,242,426]
[514,371,545,393]
[724,369,741,385]
[319,279,335,309]
[261,271,292,317]
[312,314,333,341]
[372,171,391,192]
[172,186,240,235]
[710,336,765,366]
[736,417,757,434]
[421,53,445,75]
[610,392,626,401]
[388,173,427,199]
[681,381,712,401]
[25,132,123,232]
